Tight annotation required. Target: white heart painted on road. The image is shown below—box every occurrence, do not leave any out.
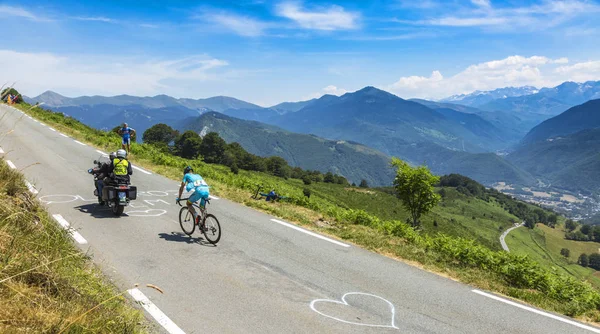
[310,292,398,329]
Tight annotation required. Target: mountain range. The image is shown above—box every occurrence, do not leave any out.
[508,99,600,193]
[176,112,396,186]
[23,80,600,193]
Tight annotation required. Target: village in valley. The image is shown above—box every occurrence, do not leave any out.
[493,182,600,221]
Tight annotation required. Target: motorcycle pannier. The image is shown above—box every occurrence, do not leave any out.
[102,186,117,201]
[128,186,137,200]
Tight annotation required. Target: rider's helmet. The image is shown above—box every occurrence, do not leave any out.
[109,151,117,160]
[116,149,127,159]
[183,166,193,175]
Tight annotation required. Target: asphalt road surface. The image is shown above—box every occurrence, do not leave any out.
[1,104,598,334]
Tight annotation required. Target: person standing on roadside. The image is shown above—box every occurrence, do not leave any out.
[119,122,136,154]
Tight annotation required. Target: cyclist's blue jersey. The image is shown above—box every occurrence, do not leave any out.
[121,127,133,139]
[182,173,208,192]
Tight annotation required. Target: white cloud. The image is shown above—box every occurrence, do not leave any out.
[276,2,360,30]
[71,16,115,23]
[554,60,600,82]
[407,0,600,29]
[139,23,159,28]
[0,5,51,22]
[305,85,348,100]
[201,12,269,37]
[471,0,491,8]
[0,50,228,98]
[386,55,600,99]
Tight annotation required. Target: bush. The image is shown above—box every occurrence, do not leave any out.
[303,188,311,198]
[230,163,239,175]
[560,248,570,258]
[302,175,312,185]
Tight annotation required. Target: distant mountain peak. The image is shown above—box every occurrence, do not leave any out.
[441,86,539,106]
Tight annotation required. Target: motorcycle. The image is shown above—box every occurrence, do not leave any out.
[87,155,137,216]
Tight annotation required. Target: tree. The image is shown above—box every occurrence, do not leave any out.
[579,253,589,267]
[324,172,335,183]
[174,130,202,159]
[547,214,558,227]
[303,188,311,198]
[302,175,312,185]
[230,163,239,175]
[565,219,578,232]
[581,224,592,235]
[266,156,290,178]
[199,132,227,164]
[560,248,570,258]
[391,158,441,227]
[359,179,369,188]
[593,226,600,242]
[143,123,179,145]
[589,253,600,270]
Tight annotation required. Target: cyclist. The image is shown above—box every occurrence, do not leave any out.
[118,123,136,154]
[176,166,210,223]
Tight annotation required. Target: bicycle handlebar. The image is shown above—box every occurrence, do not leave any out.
[176,197,210,206]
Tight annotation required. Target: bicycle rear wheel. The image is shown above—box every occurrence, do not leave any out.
[179,207,195,236]
[202,213,221,244]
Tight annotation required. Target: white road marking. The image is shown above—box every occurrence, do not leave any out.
[6,160,16,169]
[270,219,350,248]
[133,165,152,175]
[95,149,108,156]
[25,181,38,194]
[49,127,56,132]
[310,292,398,329]
[127,288,185,334]
[52,214,88,244]
[472,290,600,333]
[0,147,4,154]
[209,195,220,200]
[74,140,86,146]
[60,133,68,138]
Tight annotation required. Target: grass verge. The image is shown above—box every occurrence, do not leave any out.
[0,156,147,332]
[8,102,600,323]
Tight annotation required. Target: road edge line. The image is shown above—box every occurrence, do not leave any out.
[270,218,350,248]
[127,288,186,334]
[6,160,16,169]
[472,289,600,333]
[133,165,152,175]
[52,214,88,244]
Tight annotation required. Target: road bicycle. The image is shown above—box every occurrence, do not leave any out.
[177,197,221,244]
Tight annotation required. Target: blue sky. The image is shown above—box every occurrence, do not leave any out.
[1,0,600,106]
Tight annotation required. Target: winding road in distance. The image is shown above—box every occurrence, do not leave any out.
[1,104,598,333]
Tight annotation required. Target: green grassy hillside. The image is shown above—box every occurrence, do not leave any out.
[507,223,600,288]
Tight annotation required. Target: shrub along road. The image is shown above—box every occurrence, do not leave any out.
[0,104,597,333]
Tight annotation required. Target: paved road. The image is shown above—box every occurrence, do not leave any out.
[500,223,525,252]
[1,104,598,333]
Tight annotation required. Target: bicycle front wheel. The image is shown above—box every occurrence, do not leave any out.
[179,207,195,236]
[202,213,221,244]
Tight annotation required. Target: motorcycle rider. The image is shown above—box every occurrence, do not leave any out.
[93,151,116,204]
[109,149,133,184]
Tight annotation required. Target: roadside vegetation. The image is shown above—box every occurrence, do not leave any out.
[0,153,145,332]
[10,100,600,322]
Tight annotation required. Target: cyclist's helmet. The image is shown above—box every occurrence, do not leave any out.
[116,149,127,159]
[109,151,117,160]
[183,166,193,175]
